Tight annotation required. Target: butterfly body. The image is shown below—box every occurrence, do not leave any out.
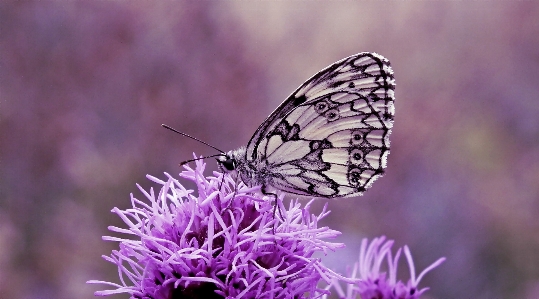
[217,52,395,198]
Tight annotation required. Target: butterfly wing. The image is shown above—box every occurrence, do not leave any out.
[246,52,395,198]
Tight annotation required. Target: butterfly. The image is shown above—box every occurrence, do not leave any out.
[213,52,395,198]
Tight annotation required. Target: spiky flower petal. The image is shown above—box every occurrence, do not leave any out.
[325,236,445,299]
[88,158,346,299]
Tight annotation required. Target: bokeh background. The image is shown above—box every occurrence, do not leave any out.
[1,1,538,298]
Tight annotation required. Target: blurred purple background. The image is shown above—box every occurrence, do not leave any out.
[1,2,539,299]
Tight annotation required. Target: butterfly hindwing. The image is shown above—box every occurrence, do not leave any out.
[242,52,395,198]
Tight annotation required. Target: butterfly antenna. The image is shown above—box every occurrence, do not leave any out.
[179,153,225,166]
[162,124,224,153]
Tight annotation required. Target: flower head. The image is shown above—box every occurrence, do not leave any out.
[326,236,446,299]
[88,157,345,299]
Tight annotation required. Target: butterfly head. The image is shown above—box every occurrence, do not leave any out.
[216,147,248,176]
[216,152,236,173]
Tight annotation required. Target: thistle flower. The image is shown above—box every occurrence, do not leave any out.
[326,236,446,299]
[88,158,347,299]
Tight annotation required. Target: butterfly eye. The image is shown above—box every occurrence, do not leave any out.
[325,109,339,121]
[221,159,236,171]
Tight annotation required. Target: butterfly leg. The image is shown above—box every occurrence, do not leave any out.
[261,186,283,236]
[221,173,240,215]
[216,173,226,209]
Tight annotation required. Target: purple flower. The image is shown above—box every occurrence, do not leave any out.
[88,158,346,299]
[325,236,446,299]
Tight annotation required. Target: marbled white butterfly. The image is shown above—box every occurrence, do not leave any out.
[215,52,395,198]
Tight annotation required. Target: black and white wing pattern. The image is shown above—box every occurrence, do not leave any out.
[223,52,395,198]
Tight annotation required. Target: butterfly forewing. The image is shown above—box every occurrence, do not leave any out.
[242,52,395,198]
